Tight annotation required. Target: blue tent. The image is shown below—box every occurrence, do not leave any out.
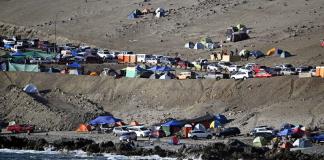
[250,50,264,59]
[161,120,184,127]
[278,129,292,136]
[215,114,228,124]
[159,66,175,72]
[71,50,78,57]
[274,49,284,56]
[148,66,162,72]
[67,62,81,68]
[89,116,122,125]
[128,13,137,19]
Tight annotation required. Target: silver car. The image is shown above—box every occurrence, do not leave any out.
[113,126,130,136]
[119,132,137,142]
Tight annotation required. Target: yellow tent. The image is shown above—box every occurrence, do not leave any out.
[266,48,276,56]
[210,121,222,128]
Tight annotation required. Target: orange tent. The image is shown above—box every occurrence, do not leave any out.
[130,121,140,126]
[266,48,276,56]
[76,124,91,132]
[89,72,98,76]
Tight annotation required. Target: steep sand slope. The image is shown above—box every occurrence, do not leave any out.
[0,72,323,132]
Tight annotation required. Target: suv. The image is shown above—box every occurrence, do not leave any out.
[207,63,221,72]
[113,126,130,136]
[119,132,137,142]
[205,72,224,80]
[250,127,275,136]
[188,130,213,140]
[7,124,34,134]
[128,126,151,137]
[275,64,294,70]
[216,127,240,138]
[160,57,176,65]
[280,68,297,75]
[230,71,252,80]
[97,49,112,59]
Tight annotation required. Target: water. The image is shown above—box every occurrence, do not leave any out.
[0,149,176,160]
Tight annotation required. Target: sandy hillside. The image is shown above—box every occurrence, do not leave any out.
[0,72,323,132]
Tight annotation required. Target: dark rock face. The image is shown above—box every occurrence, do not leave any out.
[52,138,94,150]
[0,136,48,151]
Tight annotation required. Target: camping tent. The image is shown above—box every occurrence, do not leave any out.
[126,65,146,78]
[159,73,171,80]
[293,139,312,148]
[239,49,250,56]
[280,51,291,58]
[194,42,204,50]
[253,136,267,147]
[215,114,228,124]
[266,48,283,56]
[155,8,165,18]
[67,62,81,69]
[250,50,265,59]
[185,42,194,49]
[194,123,206,131]
[161,120,184,136]
[200,37,213,46]
[9,63,40,72]
[76,124,91,132]
[89,116,122,126]
[23,84,39,94]
[210,120,221,129]
[278,129,292,136]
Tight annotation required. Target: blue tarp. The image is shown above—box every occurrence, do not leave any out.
[71,50,78,57]
[67,62,81,68]
[89,116,122,125]
[215,114,228,124]
[250,50,264,59]
[11,52,25,57]
[278,129,292,136]
[161,120,184,127]
[149,66,174,72]
[4,44,13,49]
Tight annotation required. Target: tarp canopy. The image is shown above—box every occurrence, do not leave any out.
[250,50,265,59]
[278,129,292,136]
[8,63,40,72]
[89,116,122,126]
[161,120,184,127]
[126,65,146,78]
[67,62,81,68]
[23,84,39,94]
[23,51,57,59]
[11,52,25,57]
[293,139,312,148]
[253,136,267,147]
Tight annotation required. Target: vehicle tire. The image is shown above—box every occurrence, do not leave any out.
[232,77,235,80]
[207,135,212,139]
[243,77,247,80]
[140,134,144,138]
[186,77,190,79]
[193,136,198,140]
[216,77,221,81]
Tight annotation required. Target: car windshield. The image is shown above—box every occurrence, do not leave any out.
[140,127,148,131]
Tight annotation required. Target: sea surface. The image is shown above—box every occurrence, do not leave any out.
[0,149,176,160]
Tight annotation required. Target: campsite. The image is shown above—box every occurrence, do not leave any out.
[0,0,324,159]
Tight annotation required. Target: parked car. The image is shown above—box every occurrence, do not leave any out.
[230,71,252,80]
[280,68,297,75]
[310,69,316,77]
[216,127,241,138]
[119,132,137,142]
[218,61,232,69]
[177,60,191,68]
[250,126,275,136]
[238,66,253,73]
[128,126,151,137]
[227,65,242,72]
[188,130,213,140]
[207,63,221,72]
[205,72,224,80]
[253,132,275,141]
[97,49,113,59]
[255,70,272,78]
[113,126,130,136]
[150,130,166,138]
[7,124,34,134]
[312,133,324,143]
[160,57,176,65]
[275,64,294,70]
[265,67,282,76]
[177,72,203,80]
[295,66,311,73]
[146,57,159,64]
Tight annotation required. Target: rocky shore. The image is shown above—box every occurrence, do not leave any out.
[1,136,324,160]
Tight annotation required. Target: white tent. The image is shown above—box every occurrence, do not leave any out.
[69,69,79,75]
[184,42,194,49]
[194,123,206,131]
[194,42,204,50]
[23,84,39,94]
[293,139,312,148]
[159,74,171,80]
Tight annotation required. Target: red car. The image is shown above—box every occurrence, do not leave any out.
[255,71,272,78]
[7,124,34,134]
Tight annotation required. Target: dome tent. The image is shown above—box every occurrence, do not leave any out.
[23,84,39,94]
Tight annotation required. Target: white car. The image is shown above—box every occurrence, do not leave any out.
[188,130,213,140]
[128,126,151,137]
[227,65,242,72]
[230,71,252,80]
[310,69,316,77]
[3,39,15,45]
[218,61,232,69]
[245,63,257,68]
[275,64,293,70]
[207,63,221,72]
[113,126,130,136]
[280,68,297,75]
[146,57,159,64]
[238,66,253,73]
[97,49,112,59]
[250,126,275,136]
[119,132,137,142]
